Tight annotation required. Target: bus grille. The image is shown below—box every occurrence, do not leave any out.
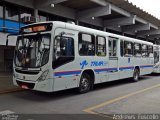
[15,69,39,75]
[16,80,35,89]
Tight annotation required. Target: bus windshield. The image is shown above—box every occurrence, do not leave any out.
[15,34,51,68]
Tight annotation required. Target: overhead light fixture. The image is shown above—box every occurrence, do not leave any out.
[118,25,121,28]
[91,17,95,20]
[50,4,55,8]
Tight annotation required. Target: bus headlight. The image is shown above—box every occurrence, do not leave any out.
[37,70,49,82]
[154,63,160,68]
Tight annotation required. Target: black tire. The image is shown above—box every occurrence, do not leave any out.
[132,68,140,82]
[78,73,91,93]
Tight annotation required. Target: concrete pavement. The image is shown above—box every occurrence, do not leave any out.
[0,74,160,120]
[0,72,21,94]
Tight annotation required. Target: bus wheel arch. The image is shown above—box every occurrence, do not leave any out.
[78,69,95,93]
[132,66,140,82]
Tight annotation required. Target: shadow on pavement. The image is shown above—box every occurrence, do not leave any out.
[146,73,160,77]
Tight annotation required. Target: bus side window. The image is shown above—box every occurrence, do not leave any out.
[154,46,159,64]
[108,37,117,57]
[79,33,95,56]
[120,40,124,57]
[141,44,148,57]
[134,43,141,57]
[124,41,133,57]
[96,36,106,56]
[53,36,74,69]
[148,45,153,57]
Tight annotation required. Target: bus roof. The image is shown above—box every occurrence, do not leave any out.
[24,21,153,45]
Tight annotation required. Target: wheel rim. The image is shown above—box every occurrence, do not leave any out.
[80,77,89,92]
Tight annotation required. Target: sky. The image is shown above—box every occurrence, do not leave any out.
[128,0,160,19]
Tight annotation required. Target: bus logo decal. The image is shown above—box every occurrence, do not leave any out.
[80,60,107,69]
[80,60,88,69]
[91,61,107,67]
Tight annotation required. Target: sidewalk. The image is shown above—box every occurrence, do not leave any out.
[0,72,21,94]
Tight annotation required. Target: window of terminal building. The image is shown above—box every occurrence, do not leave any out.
[5,2,20,21]
[0,1,4,31]
[19,7,34,24]
[0,2,3,18]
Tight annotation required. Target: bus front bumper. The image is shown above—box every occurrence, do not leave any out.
[13,77,54,92]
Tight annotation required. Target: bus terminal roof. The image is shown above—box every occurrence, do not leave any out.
[59,0,160,43]
[7,0,160,43]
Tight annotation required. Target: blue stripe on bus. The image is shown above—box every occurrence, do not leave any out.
[119,66,134,71]
[54,70,82,77]
[140,65,153,68]
[54,65,153,77]
[95,68,118,73]
[95,67,133,73]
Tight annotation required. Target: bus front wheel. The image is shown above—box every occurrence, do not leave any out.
[132,68,140,82]
[78,73,91,93]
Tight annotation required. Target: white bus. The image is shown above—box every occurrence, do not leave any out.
[153,45,160,73]
[11,21,154,93]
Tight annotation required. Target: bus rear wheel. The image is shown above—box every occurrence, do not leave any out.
[78,73,91,93]
[132,68,140,82]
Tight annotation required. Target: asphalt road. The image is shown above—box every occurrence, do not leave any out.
[1,74,160,120]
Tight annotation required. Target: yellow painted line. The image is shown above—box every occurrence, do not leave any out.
[83,109,114,120]
[83,83,160,119]
[91,112,114,120]
[84,108,120,120]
